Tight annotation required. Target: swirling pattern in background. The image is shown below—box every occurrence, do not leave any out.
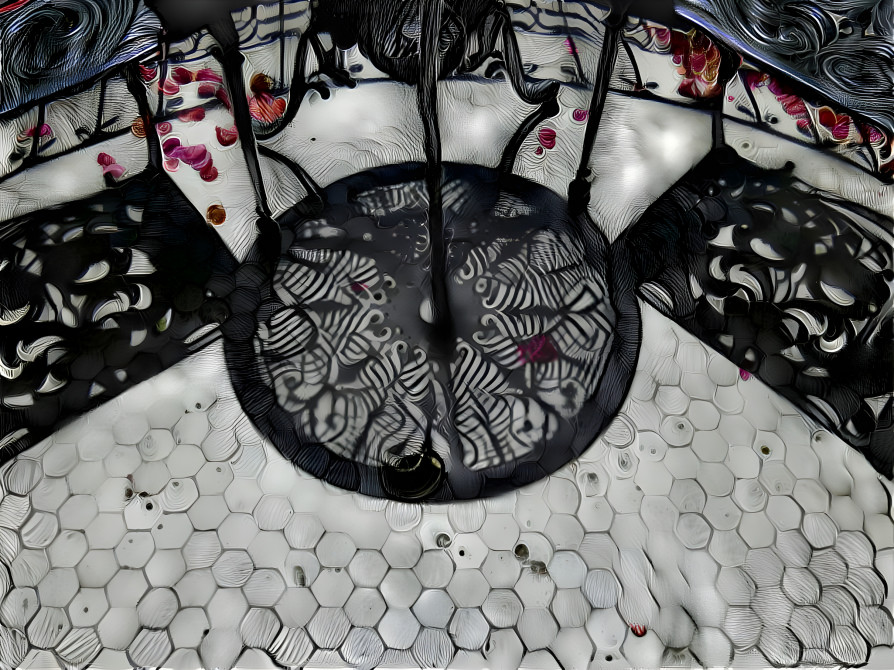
[678,0,894,133]
[0,0,160,116]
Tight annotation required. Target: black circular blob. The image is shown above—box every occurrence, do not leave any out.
[225,163,640,501]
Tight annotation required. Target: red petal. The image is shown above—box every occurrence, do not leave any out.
[537,127,556,149]
[216,125,239,146]
[200,163,219,182]
[197,83,218,99]
[171,67,194,85]
[177,107,206,123]
[196,68,223,83]
[161,79,181,96]
[96,152,115,166]
[164,158,180,172]
[156,121,173,136]
[817,107,836,128]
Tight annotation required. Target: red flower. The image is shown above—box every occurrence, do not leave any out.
[816,107,853,141]
[537,127,556,150]
[249,93,287,123]
[668,29,724,99]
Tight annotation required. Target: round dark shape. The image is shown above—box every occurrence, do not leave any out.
[225,163,640,501]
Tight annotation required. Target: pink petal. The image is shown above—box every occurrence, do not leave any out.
[96,152,116,166]
[102,163,127,179]
[196,68,223,83]
[163,158,180,172]
[739,368,751,381]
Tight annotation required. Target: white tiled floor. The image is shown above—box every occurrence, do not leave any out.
[1,301,890,669]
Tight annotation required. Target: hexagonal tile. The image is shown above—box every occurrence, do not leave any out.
[275,587,319,628]
[136,588,179,629]
[47,531,87,568]
[544,514,584,550]
[59,495,98,531]
[340,626,385,668]
[243,569,287,607]
[414,549,455,589]
[8,548,48,589]
[481,588,523,628]
[151,514,194,550]
[75,550,118,588]
[158,479,199,515]
[345,587,386,627]
[217,513,260,550]
[307,607,351,649]
[548,551,587,589]
[207,588,249,629]
[704,496,743,531]
[187,495,229,531]
[139,429,175,462]
[449,608,489,650]
[132,462,171,495]
[517,607,558,650]
[480,550,520,589]
[381,569,422,608]
[284,513,325,549]
[445,569,489,608]
[38,568,79,607]
[664,449,700,479]
[708,530,748,567]
[514,495,551,532]
[633,461,673,496]
[479,515,520,550]
[30,477,70,513]
[448,533,488,569]
[66,588,109,627]
[26,606,70,649]
[224,478,263,514]
[696,463,735,497]
[676,513,712,549]
[669,479,706,513]
[253,496,292,531]
[212,550,254,587]
[378,608,420,650]
[551,589,590,627]
[115,532,155,569]
[413,589,456,628]
[382,532,423,569]
[605,478,643,514]
[98,607,140,650]
[311,568,353,607]
[577,496,615,532]
[174,569,217,608]
[85,514,127,549]
[514,570,556,609]
[793,479,831,513]
[240,608,282,650]
[165,445,205,478]
[170,608,209,649]
[108,569,149,608]
[316,532,356,568]
[248,531,291,569]
[145,549,187,587]
[744,548,785,588]
[739,512,776,548]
